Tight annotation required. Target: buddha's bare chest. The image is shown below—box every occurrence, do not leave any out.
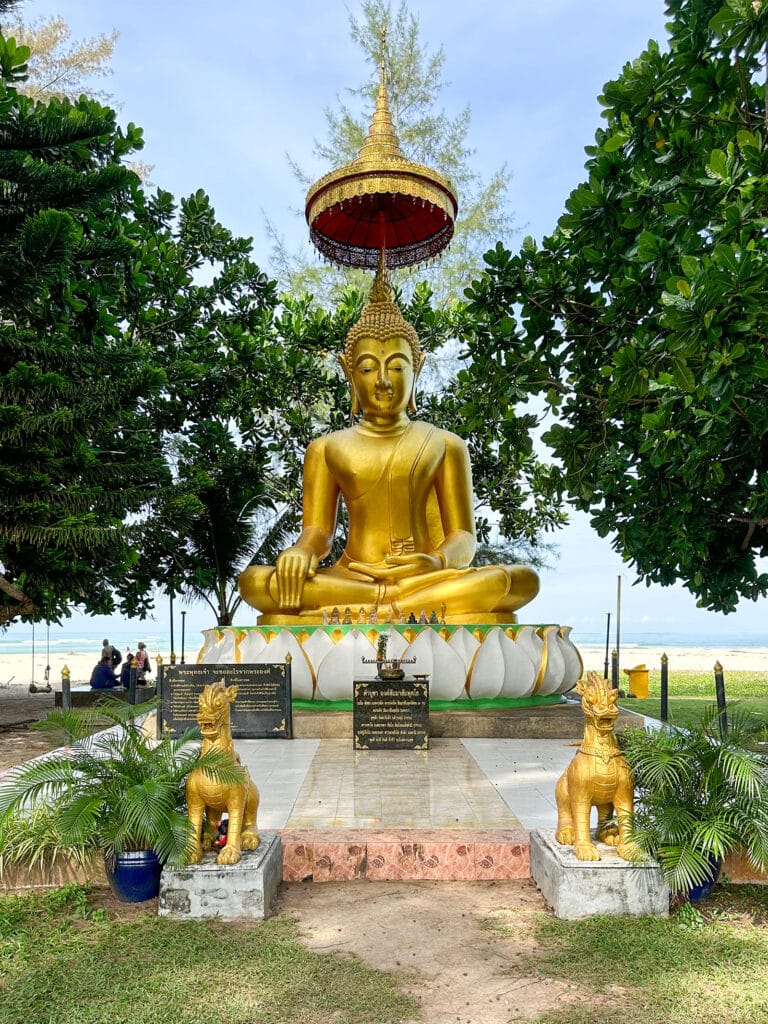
[324,432,442,501]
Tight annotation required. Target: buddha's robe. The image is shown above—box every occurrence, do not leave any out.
[239,420,538,624]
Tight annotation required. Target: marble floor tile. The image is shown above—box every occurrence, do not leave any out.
[229,735,579,833]
[285,738,523,829]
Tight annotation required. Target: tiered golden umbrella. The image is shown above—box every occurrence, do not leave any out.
[305,68,458,269]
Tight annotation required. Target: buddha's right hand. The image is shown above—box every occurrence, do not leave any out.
[275,547,319,608]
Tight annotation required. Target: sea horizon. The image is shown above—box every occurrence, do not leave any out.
[0,625,765,659]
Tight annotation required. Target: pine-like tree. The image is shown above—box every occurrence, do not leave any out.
[270,0,515,307]
[4,13,117,102]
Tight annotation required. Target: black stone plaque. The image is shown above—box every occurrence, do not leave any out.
[162,664,292,739]
[353,678,429,750]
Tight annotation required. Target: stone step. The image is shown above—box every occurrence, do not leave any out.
[292,704,644,739]
[279,827,531,882]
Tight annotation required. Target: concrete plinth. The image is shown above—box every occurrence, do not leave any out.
[530,830,669,920]
[292,705,645,740]
[54,685,156,708]
[158,832,282,920]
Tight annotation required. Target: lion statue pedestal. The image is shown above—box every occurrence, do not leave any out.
[529,830,669,920]
[158,838,283,920]
[530,672,668,919]
[159,679,282,919]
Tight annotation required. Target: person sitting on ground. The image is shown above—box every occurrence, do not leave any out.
[90,655,117,690]
[119,652,133,688]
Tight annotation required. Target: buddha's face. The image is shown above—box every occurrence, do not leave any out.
[349,336,415,415]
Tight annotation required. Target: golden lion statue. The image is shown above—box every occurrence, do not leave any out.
[555,671,636,861]
[186,679,260,866]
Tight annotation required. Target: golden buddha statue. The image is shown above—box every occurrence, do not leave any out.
[239,266,539,626]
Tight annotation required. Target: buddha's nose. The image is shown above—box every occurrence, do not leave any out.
[376,368,392,391]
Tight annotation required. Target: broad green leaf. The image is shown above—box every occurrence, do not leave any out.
[707,149,728,180]
[680,256,699,279]
[604,132,629,153]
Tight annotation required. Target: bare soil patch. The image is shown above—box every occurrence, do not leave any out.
[276,879,586,1024]
[76,880,587,1022]
[0,726,54,773]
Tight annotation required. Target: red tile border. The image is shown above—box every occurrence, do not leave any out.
[277,828,533,882]
[474,842,530,880]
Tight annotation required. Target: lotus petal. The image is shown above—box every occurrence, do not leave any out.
[498,630,538,697]
[557,626,583,692]
[301,629,335,679]
[316,629,378,700]
[448,627,481,671]
[254,630,313,700]
[196,628,220,664]
[200,628,239,665]
[402,629,466,700]
[238,628,268,663]
[515,626,545,694]
[537,625,566,695]
[465,628,505,699]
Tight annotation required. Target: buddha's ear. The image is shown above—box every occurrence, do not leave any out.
[339,353,360,416]
[408,352,427,413]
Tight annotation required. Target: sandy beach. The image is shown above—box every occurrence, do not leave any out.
[0,647,178,688]
[576,644,768,676]
[0,641,766,689]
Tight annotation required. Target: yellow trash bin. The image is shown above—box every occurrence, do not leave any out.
[623,664,649,699]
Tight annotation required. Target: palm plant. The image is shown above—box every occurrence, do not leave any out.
[0,699,244,873]
[623,704,768,896]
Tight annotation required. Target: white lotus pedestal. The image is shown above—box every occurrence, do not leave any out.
[196,623,584,704]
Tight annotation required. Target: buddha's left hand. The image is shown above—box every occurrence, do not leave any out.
[347,552,445,582]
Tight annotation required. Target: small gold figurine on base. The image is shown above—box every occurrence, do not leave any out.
[186,680,260,866]
[555,671,636,862]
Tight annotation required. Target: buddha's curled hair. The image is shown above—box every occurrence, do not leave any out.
[344,260,420,365]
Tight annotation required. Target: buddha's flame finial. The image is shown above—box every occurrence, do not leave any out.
[369,248,392,303]
[343,246,420,366]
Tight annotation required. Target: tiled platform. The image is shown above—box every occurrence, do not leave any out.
[235,736,580,882]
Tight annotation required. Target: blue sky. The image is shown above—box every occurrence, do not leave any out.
[11,0,767,643]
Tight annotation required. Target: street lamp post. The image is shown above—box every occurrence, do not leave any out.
[169,593,176,666]
[181,610,186,665]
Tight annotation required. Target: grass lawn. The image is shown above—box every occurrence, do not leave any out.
[618,670,768,726]
[491,884,768,1024]
[0,885,417,1024]
[7,882,768,1024]
[525,885,768,1024]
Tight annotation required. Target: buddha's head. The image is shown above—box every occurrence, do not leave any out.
[339,262,426,417]
[342,268,428,419]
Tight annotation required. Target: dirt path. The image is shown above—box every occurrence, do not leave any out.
[275,880,584,1024]
[0,726,54,774]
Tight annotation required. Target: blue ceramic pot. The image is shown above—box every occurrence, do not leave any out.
[106,850,162,902]
[688,853,720,903]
